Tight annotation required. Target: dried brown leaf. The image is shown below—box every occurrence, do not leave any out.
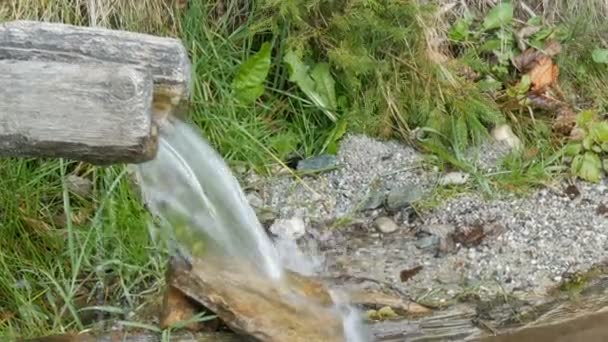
[528,56,559,91]
[452,224,486,247]
[400,265,423,282]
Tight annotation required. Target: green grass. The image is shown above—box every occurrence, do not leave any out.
[0,0,608,339]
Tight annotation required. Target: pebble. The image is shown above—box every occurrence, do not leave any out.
[438,172,470,186]
[414,236,440,251]
[374,217,399,234]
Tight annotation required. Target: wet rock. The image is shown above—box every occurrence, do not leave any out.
[414,236,440,251]
[269,217,306,240]
[417,224,457,254]
[245,192,263,209]
[67,174,92,198]
[361,190,386,211]
[374,217,399,234]
[169,258,346,342]
[438,172,470,186]
[385,185,423,211]
[296,154,337,172]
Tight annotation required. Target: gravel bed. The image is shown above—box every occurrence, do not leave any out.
[245,134,608,301]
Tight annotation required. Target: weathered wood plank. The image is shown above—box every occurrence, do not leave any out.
[0,60,156,164]
[0,20,192,102]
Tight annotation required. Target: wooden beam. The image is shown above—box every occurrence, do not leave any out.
[0,20,192,102]
[0,60,156,164]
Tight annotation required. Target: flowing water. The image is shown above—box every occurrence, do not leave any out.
[135,119,368,341]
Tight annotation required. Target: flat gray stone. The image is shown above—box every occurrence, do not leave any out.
[297,154,337,172]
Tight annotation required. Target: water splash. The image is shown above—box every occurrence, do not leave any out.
[135,120,282,280]
[135,119,368,340]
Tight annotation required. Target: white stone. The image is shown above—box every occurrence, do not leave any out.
[269,217,306,240]
[374,216,399,234]
[438,172,470,186]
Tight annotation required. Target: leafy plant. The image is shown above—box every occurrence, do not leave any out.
[592,48,608,64]
[283,50,338,122]
[232,42,273,105]
[564,110,608,182]
[482,2,514,31]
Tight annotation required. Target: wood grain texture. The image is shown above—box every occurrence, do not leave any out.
[0,20,192,101]
[0,60,156,164]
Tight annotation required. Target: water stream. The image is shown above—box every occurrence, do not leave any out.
[135,119,368,341]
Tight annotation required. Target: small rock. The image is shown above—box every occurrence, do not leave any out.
[269,217,306,240]
[385,185,423,211]
[491,124,522,150]
[361,190,386,211]
[67,175,92,198]
[414,236,440,251]
[374,217,399,234]
[438,172,470,186]
[246,192,263,208]
[257,208,277,226]
[297,154,337,172]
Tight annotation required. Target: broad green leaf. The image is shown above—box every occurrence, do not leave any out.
[590,121,608,143]
[591,48,608,64]
[324,118,348,155]
[480,39,502,52]
[311,63,338,112]
[232,42,272,104]
[531,27,553,42]
[602,142,608,152]
[483,3,514,30]
[284,50,337,121]
[507,75,531,98]
[571,154,583,175]
[592,145,603,153]
[449,18,471,41]
[603,159,608,173]
[583,135,594,150]
[563,143,582,157]
[576,152,602,183]
[576,110,597,127]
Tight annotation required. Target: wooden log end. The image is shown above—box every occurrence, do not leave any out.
[0,20,193,102]
[0,60,157,164]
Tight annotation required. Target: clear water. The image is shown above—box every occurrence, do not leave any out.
[135,119,368,340]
